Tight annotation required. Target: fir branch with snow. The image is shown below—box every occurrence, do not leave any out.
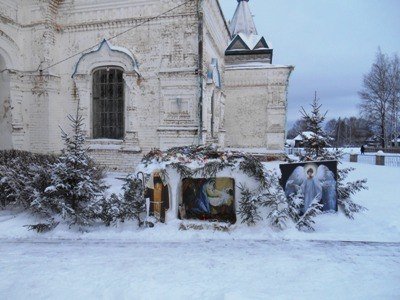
[98,194,121,226]
[239,155,267,189]
[258,172,289,230]
[261,189,289,230]
[286,191,304,223]
[296,200,323,232]
[120,176,146,227]
[237,184,262,226]
[337,167,368,219]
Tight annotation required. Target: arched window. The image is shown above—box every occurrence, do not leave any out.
[92,67,124,139]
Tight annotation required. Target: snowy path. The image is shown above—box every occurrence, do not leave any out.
[1,239,399,300]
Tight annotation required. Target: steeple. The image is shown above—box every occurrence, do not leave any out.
[225,0,273,64]
[229,0,258,37]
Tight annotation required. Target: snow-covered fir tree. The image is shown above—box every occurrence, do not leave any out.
[299,92,331,161]
[45,113,108,226]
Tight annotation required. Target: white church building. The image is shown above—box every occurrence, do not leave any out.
[0,0,293,170]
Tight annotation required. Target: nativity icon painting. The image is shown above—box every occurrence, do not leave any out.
[280,161,338,213]
[180,178,236,223]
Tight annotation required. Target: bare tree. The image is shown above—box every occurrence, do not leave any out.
[389,54,400,146]
[286,119,307,139]
[359,48,400,148]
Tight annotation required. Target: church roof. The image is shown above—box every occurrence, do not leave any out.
[229,0,258,37]
[226,0,273,62]
[226,32,270,52]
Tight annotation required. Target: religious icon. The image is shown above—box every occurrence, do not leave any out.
[280,161,338,212]
[181,178,236,223]
[145,171,169,222]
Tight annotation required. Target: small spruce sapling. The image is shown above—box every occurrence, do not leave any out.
[259,172,289,230]
[121,176,146,227]
[98,194,121,226]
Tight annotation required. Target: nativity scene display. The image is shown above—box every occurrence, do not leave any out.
[180,178,236,223]
[280,161,338,213]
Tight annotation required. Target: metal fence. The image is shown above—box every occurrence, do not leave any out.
[357,154,376,165]
[385,156,400,167]
[288,150,400,167]
[285,148,304,156]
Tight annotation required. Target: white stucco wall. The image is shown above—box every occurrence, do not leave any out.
[224,65,293,151]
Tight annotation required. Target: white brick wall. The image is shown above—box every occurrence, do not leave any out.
[0,0,293,171]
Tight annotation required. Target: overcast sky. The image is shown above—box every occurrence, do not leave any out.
[219,0,400,127]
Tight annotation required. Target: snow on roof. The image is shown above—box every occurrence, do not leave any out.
[238,33,263,50]
[227,33,269,52]
[225,62,292,70]
[294,131,314,140]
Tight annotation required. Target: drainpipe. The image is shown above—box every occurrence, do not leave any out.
[197,0,204,145]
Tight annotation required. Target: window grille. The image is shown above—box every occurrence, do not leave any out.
[92,68,124,139]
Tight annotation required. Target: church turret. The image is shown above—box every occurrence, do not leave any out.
[224,0,294,154]
[225,0,273,63]
[229,0,258,36]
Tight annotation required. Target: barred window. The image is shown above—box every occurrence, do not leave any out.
[92,68,124,139]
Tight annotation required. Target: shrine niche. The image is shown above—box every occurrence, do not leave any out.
[180,178,236,224]
[145,171,169,223]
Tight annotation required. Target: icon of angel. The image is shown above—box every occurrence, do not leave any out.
[284,163,337,213]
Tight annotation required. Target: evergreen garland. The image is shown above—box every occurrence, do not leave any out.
[239,155,267,188]
[169,162,194,179]
[200,161,232,178]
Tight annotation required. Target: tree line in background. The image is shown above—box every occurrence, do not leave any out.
[287,116,373,147]
[288,48,400,149]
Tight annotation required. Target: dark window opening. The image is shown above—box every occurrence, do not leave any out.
[92,68,124,139]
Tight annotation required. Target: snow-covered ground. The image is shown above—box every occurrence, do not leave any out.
[0,162,399,299]
[1,239,399,299]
